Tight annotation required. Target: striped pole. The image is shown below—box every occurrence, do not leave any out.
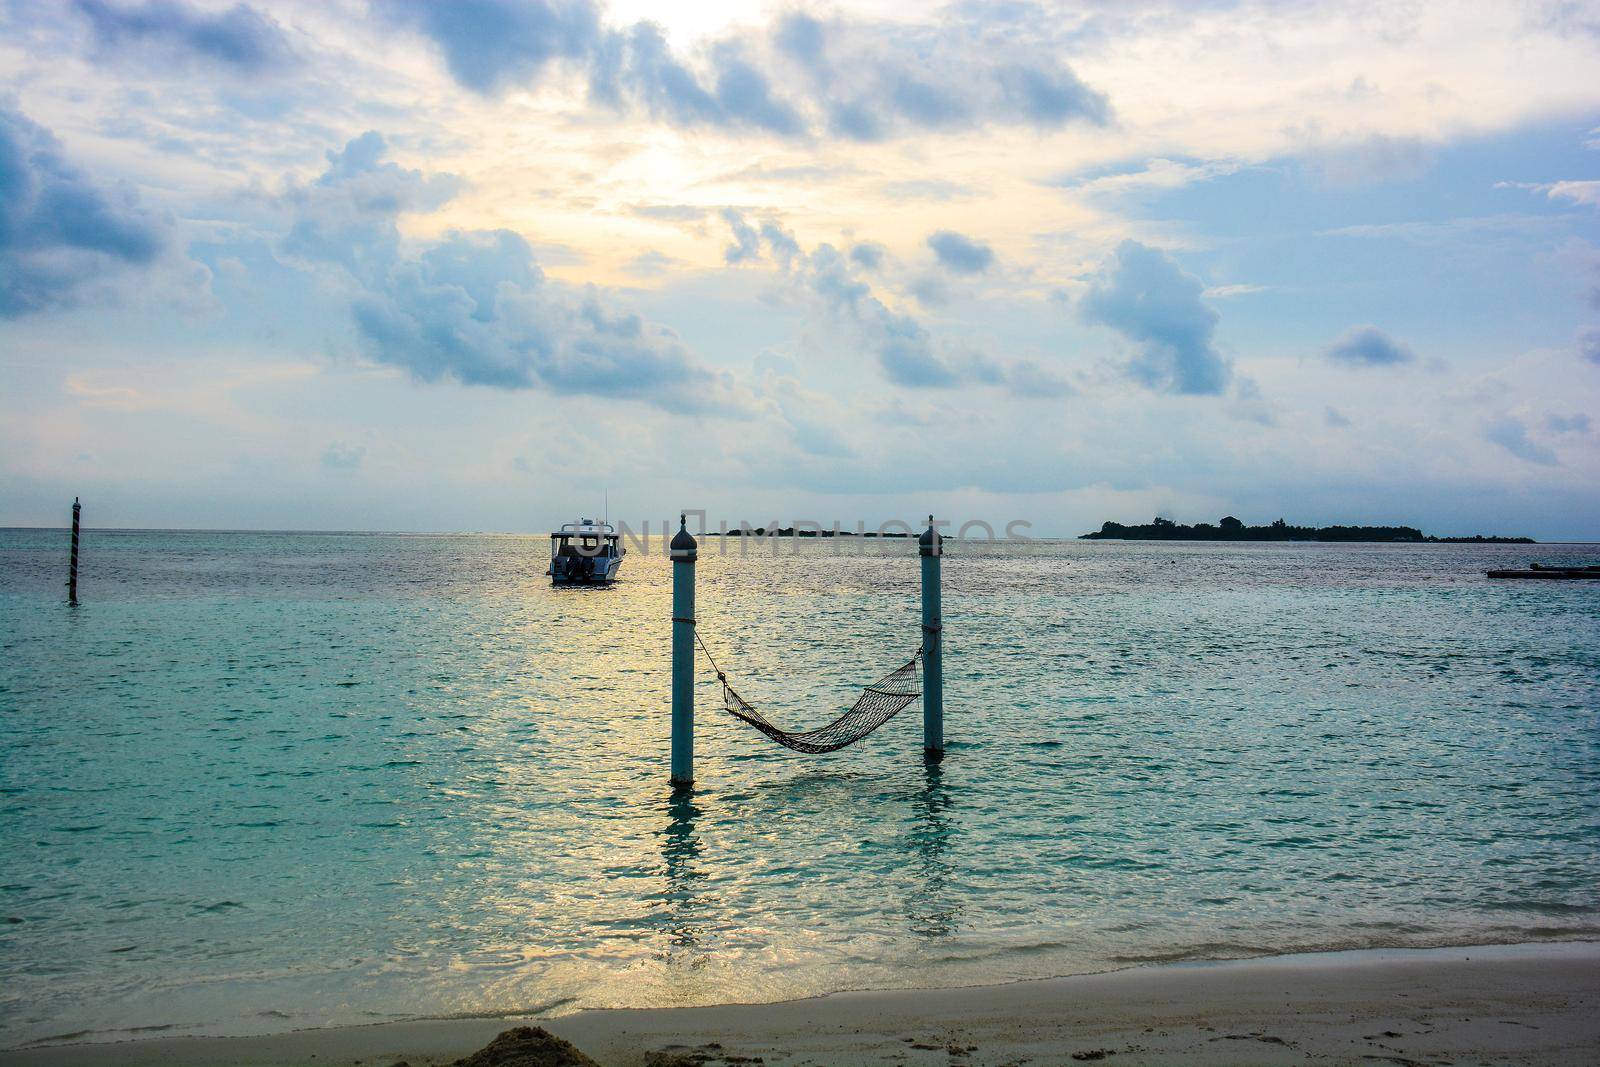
[919,515,943,760]
[670,515,698,786]
[68,497,81,606]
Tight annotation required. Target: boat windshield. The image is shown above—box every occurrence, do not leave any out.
[553,534,617,557]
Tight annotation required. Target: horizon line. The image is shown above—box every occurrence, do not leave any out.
[4,525,1597,544]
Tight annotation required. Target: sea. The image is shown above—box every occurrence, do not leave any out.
[2,529,1597,1048]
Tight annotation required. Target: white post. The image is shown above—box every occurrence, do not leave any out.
[920,516,943,759]
[670,515,697,786]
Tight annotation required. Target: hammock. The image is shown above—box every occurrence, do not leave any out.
[693,629,922,753]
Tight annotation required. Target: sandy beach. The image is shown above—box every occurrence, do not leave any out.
[4,942,1596,1066]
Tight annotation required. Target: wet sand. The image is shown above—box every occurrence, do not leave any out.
[3,942,1596,1066]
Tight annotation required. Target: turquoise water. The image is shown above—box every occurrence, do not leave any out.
[2,530,1598,1047]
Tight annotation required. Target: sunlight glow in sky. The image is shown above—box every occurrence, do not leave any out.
[2,0,1599,537]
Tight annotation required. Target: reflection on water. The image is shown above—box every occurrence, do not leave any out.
[658,789,706,955]
[906,762,958,940]
[1,530,1598,1044]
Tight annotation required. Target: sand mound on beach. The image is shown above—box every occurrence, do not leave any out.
[450,1026,601,1067]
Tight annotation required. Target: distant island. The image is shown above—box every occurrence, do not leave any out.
[712,527,911,537]
[1081,516,1535,543]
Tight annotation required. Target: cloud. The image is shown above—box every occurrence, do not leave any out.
[717,163,855,184]
[283,132,722,411]
[1227,376,1276,426]
[1582,329,1600,364]
[376,0,599,95]
[1322,325,1417,367]
[1005,360,1074,399]
[1302,133,1435,187]
[629,203,705,223]
[621,249,680,277]
[380,1,1109,141]
[908,274,950,308]
[719,210,1068,393]
[1497,179,1600,208]
[848,242,884,271]
[1046,156,1242,197]
[927,230,994,275]
[1545,412,1591,435]
[0,105,164,317]
[73,0,295,72]
[1080,240,1229,395]
[320,442,365,470]
[1325,405,1352,428]
[879,179,976,201]
[760,371,855,458]
[721,207,761,264]
[597,23,805,136]
[1484,415,1557,466]
[777,11,1110,141]
[719,212,953,385]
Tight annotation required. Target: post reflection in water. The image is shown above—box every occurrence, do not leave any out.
[658,788,707,954]
[905,761,960,939]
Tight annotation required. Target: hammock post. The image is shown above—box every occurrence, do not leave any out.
[919,516,943,760]
[68,497,82,606]
[670,515,698,786]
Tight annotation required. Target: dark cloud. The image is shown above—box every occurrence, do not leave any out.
[1545,412,1590,435]
[1322,324,1416,367]
[875,311,957,387]
[927,230,994,274]
[73,0,295,72]
[380,1,1109,141]
[720,210,1067,394]
[996,61,1108,124]
[849,242,885,271]
[721,207,761,264]
[0,105,163,317]
[377,0,599,95]
[1582,329,1600,365]
[607,24,805,136]
[781,12,1109,142]
[1484,415,1558,466]
[1080,240,1229,395]
[281,131,459,274]
[285,133,721,410]
[908,274,950,308]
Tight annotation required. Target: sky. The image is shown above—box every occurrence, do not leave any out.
[2,0,1599,539]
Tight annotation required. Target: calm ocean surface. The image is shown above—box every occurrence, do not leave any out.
[2,529,1598,1046]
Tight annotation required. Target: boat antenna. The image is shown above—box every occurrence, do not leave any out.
[603,489,608,526]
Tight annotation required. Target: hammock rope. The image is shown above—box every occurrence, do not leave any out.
[691,624,922,754]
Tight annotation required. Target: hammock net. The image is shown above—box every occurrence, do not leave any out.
[694,629,922,753]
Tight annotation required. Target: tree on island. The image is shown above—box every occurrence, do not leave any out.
[1080,516,1533,543]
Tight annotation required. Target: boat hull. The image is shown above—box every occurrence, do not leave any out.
[550,556,624,585]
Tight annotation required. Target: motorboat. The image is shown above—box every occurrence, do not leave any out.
[548,519,625,585]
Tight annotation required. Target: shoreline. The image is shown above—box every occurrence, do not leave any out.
[5,940,1597,1066]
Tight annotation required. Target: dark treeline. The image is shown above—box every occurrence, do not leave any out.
[1081,516,1535,543]
[714,527,913,538]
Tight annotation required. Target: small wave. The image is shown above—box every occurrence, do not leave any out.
[1106,942,1279,965]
